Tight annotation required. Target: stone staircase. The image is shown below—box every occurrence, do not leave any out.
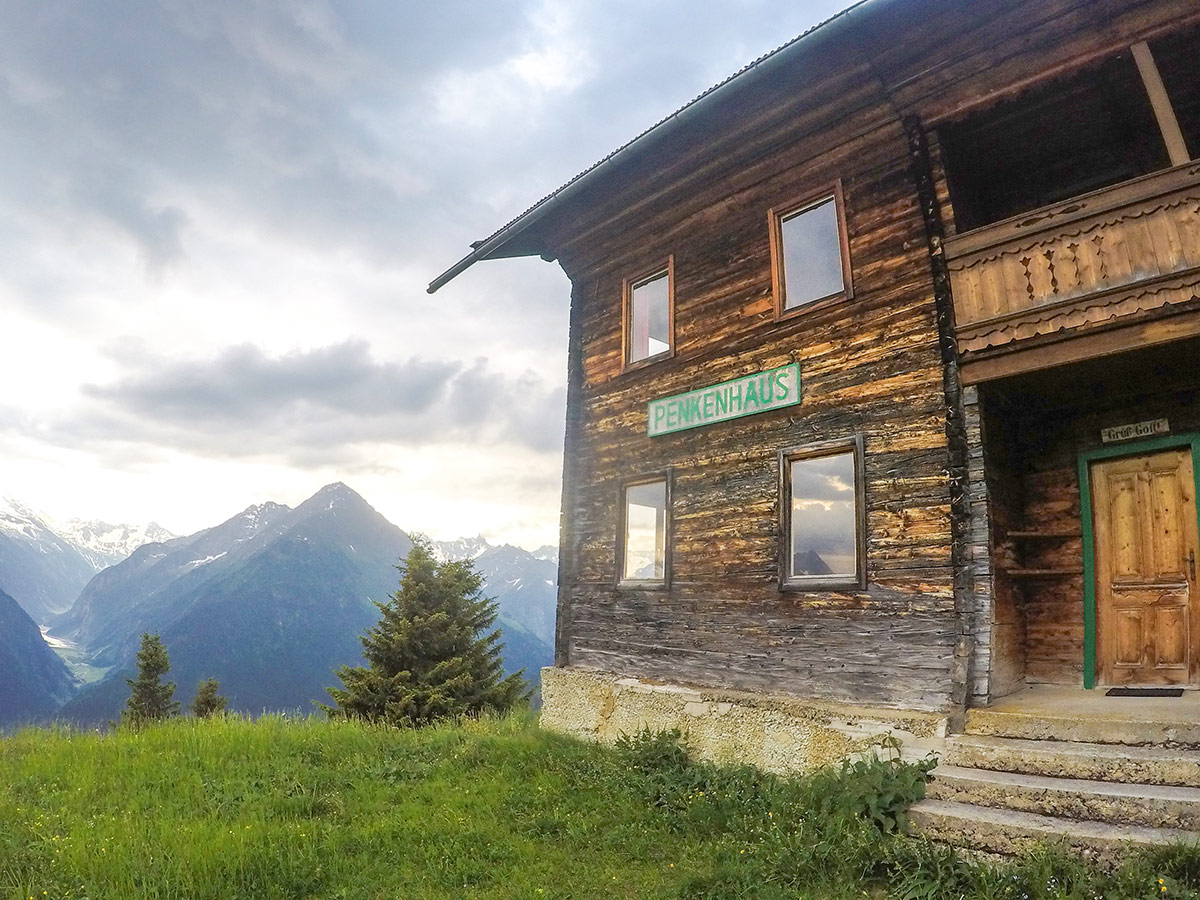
[909,702,1200,859]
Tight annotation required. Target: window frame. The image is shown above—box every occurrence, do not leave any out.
[621,256,675,372]
[768,181,853,321]
[778,435,867,592]
[615,471,673,590]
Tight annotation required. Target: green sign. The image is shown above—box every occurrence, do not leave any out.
[647,363,802,437]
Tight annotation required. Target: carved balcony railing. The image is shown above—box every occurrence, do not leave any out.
[946,162,1200,355]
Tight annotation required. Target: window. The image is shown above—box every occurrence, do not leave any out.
[619,476,670,586]
[624,260,673,368]
[780,438,865,589]
[769,185,852,317]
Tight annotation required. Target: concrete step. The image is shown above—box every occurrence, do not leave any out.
[908,799,1199,860]
[927,765,1200,829]
[967,706,1200,747]
[943,734,1200,787]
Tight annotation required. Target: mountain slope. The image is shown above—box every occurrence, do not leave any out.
[55,501,296,664]
[431,537,557,675]
[0,588,76,727]
[0,498,98,623]
[57,484,414,723]
[472,544,558,647]
[55,489,556,725]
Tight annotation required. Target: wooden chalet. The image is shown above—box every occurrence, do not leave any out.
[431,0,1200,824]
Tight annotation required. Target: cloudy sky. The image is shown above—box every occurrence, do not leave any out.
[0,0,850,549]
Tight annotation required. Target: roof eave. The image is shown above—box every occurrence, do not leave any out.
[426,0,876,294]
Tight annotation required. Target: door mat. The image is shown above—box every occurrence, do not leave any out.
[1105,687,1184,697]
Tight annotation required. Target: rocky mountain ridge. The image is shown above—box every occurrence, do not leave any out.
[1,486,557,726]
[52,484,555,725]
[0,498,103,622]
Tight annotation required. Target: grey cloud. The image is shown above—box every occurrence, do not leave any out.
[789,456,856,503]
[73,340,564,462]
[0,0,531,290]
[0,0,839,315]
[75,169,191,272]
[0,0,851,513]
[0,0,848,297]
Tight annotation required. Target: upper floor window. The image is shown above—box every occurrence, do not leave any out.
[939,42,1194,232]
[769,185,852,318]
[781,437,865,590]
[624,260,673,368]
[619,475,670,586]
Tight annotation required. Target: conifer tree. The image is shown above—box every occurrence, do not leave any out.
[190,678,229,718]
[123,632,180,726]
[323,540,528,726]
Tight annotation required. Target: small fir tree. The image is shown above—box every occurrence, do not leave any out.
[123,632,180,726]
[190,678,229,718]
[322,540,528,726]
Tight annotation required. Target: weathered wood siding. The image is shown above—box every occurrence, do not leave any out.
[980,344,1200,685]
[545,51,958,712]
[979,391,1028,699]
[531,0,1200,712]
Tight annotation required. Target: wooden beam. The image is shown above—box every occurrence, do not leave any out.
[961,309,1200,384]
[1132,41,1191,167]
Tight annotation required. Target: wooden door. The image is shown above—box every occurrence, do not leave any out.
[1090,449,1200,686]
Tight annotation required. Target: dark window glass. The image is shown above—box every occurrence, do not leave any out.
[940,52,1171,231]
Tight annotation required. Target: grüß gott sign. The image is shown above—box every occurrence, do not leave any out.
[647,363,802,437]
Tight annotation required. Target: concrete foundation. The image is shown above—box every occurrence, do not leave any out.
[539,665,948,775]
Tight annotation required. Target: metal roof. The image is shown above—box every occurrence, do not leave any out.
[427,0,875,293]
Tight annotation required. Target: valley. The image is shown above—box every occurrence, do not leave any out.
[0,485,557,729]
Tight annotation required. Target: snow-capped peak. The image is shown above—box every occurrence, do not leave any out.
[1,495,48,519]
[54,518,178,569]
[532,545,559,565]
[430,535,492,563]
[1,496,177,574]
[0,496,58,540]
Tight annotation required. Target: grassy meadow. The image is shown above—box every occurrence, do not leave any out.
[1,714,1199,900]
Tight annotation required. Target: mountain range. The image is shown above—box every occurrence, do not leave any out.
[0,498,105,623]
[0,486,557,728]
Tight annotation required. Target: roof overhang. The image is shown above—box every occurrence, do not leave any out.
[426,0,877,294]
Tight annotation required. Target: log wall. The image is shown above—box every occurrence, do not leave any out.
[548,69,958,714]
[981,343,1200,685]
[529,0,1200,713]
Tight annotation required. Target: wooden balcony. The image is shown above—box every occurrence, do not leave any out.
[946,162,1200,369]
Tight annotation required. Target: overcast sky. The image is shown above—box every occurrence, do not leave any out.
[0,0,850,549]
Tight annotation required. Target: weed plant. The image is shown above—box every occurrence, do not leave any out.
[1,716,1198,899]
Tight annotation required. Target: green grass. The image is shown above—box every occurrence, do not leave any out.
[1,715,1198,900]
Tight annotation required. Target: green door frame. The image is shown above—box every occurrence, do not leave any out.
[1077,431,1200,689]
